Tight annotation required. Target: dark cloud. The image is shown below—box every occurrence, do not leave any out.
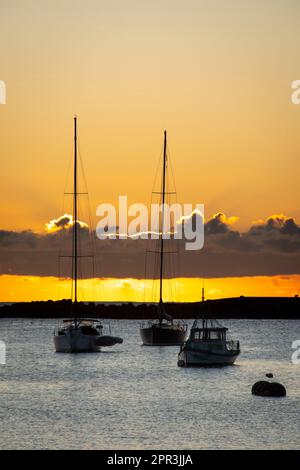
[280,217,300,236]
[50,214,72,229]
[249,214,300,236]
[206,214,300,255]
[0,230,39,248]
[1,213,300,278]
[205,212,230,235]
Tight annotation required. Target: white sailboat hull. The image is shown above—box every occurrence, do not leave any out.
[54,329,101,353]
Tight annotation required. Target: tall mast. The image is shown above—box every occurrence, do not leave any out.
[73,115,78,308]
[159,130,167,320]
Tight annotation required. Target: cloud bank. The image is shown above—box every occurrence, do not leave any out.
[1,213,300,278]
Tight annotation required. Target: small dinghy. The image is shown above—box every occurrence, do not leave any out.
[96,335,123,347]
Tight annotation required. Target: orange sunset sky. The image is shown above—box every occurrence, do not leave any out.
[0,0,300,301]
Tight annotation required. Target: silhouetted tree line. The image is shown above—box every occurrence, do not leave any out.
[0,296,299,319]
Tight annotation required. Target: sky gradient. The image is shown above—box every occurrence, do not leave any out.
[0,0,300,301]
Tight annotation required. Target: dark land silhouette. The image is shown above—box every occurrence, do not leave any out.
[0,296,299,319]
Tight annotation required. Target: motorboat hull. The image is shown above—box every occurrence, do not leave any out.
[140,323,187,346]
[178,347,239,367]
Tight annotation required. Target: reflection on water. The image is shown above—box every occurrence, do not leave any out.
[0,319,299,449]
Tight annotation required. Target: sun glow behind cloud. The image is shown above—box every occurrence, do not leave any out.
[0,274,299,303]
[46,214,88,233]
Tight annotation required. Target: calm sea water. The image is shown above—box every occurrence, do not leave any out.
[0,319,299,449]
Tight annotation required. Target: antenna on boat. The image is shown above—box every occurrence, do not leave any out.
[202,280,205,302]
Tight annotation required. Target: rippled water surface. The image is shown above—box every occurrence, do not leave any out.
[0,319,299,449]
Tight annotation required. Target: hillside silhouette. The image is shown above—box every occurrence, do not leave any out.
[0,296,299,319]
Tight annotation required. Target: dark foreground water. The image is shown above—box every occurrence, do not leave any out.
[0,319,299,449]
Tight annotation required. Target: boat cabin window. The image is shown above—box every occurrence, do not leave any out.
[192,329,226,341]
[193,330,203,341]
[210,331,221,340]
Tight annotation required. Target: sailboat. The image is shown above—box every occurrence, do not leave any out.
[177,286,240,366]
[139,131,188,346]
[54,116,123,353]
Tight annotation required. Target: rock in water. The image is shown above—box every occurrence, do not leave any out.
[252,380,286,397]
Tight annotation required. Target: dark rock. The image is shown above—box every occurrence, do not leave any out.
[266,373,273,378]
[252,380,286,397]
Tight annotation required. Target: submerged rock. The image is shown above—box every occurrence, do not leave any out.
[252,380,286,397]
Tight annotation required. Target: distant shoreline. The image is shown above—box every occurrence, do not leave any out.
[0,297,299,319]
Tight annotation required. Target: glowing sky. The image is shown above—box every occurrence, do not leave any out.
[0,1,300,301]
[1,275,299,303]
